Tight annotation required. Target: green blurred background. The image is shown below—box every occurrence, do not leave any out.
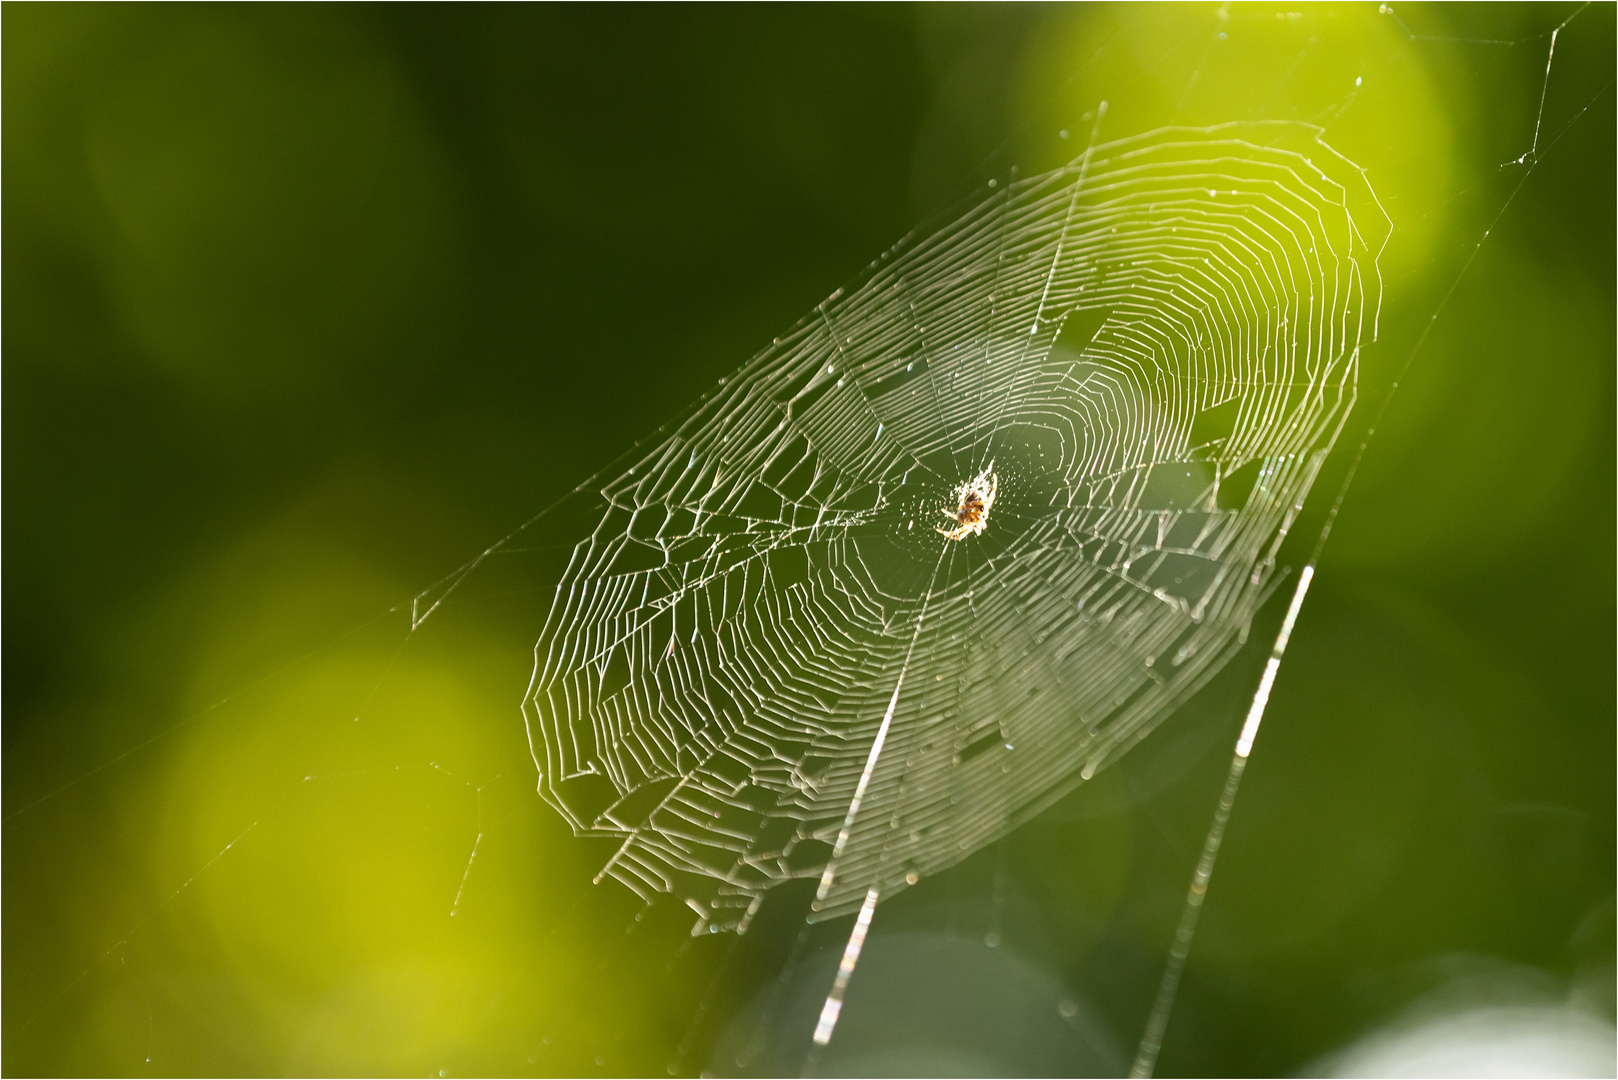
[4,4,1613,1076]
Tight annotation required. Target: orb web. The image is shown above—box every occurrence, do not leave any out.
[524,121,1388,934]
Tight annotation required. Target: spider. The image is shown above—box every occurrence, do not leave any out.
[936,466,997,541]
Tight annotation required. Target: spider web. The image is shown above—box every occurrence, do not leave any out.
[524,121,1387,935]
[6,5,1609,1074]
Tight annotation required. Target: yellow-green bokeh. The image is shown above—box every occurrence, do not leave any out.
[6,5,1611,1076]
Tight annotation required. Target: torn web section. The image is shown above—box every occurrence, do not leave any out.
[523,121,1389,933]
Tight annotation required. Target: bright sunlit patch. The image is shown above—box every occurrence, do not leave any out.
[138,537,609,1074]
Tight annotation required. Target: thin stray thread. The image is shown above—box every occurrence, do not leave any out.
[811,887,880,1047]
[1130,565,1313,1078]
[806,541,950,1057]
